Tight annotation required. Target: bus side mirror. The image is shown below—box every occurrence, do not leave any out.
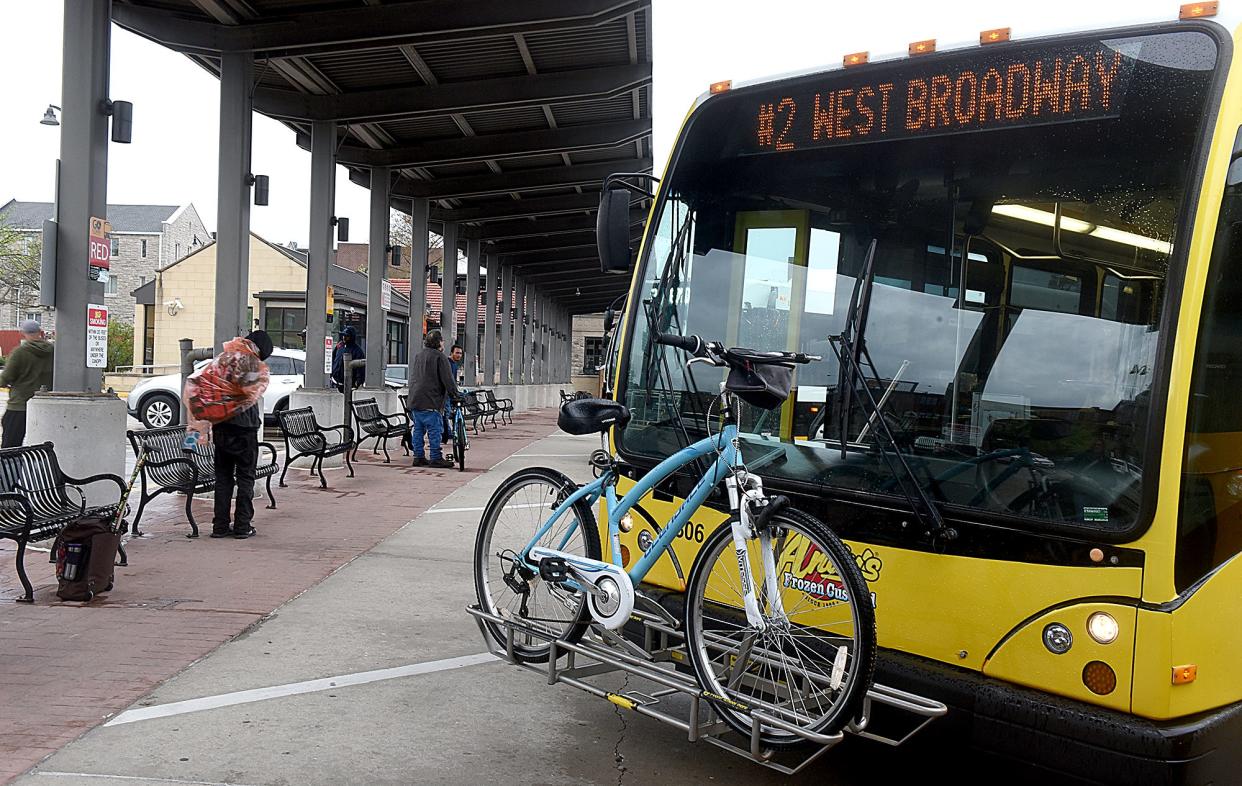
[597,188,632,274]
[603,307,615,334]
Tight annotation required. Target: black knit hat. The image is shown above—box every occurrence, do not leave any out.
[245,330,274,360]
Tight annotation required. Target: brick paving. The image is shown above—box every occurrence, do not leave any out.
[0,409,560,784]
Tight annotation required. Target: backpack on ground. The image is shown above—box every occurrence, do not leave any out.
[52,513,123,602]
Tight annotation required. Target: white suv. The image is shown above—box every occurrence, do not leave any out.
[128,348,309,429]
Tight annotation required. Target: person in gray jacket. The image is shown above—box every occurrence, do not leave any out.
[407,330,459,468]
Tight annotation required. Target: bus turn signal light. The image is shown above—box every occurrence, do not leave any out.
[1180,2,1218,18]
[980,27,1011,45]
[1083,661,1117,695]
[1173,664,1198,685]
[909,39,936,56]
[709,80,732,94]
[843,51,869,68]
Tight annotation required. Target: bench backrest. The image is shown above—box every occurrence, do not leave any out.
[399,393,408,411]
[129,426,212,488]
[278,406,324,454]
[0,442,73,527]
[352,398,381,422]
[463,391,486,416]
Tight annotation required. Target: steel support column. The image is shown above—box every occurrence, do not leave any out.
[483,254,497,385]
[513,276,527,384]
[464,238,480,384]
[499,264,513,384]
[53,0,111,392]
[408,197,429,343]
[214,50,253,351]
[305,120,336,389]
[529,293,540,385]
[441,222,457,347]
[365,166,389,388]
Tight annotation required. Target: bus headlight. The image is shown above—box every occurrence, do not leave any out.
[1043,623,1073,654]
[1087,612,1119,645]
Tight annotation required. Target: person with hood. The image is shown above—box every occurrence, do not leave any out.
[330,325,366,392]
[0,320,54,448]
[408,330,459,468]
[211,330,273,540]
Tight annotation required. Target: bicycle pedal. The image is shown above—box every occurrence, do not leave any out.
[538,556,570,583]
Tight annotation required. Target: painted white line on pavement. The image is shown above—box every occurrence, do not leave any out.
[511,453,589,458]
[104,652,496,727]
[38,773,262,786]
[424,502,545,515]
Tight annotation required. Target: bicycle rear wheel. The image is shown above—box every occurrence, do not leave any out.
[683,506,875,749]
[473,467,601,662]
[454,415,467,471]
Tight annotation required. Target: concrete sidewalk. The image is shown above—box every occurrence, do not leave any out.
[5,430,980,786]
[0,409,561,784]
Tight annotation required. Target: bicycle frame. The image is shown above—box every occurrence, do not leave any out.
[519,424,738,587]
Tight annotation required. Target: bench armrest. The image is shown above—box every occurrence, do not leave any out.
[382,412,409,428]
[258,441,278,464]
[61,471,127,499]
[0,491,35,533]
[319,424,354,443]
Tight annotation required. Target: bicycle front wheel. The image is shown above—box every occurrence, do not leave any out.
[454,416,467,471]
[683,507,875,749]
[473,467,601,662]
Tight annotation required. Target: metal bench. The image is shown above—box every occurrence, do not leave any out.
[276,406,355,488]
[461,391,488,434]
[0,442,127,603]
[127,426,278,539]
[481,389,514,425]
[350,397,410,463]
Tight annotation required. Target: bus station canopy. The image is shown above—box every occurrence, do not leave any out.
[112,0,653,315]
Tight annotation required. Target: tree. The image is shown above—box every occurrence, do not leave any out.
[389,208,444,252]
[107,321,134,372]
[0,224,44,317]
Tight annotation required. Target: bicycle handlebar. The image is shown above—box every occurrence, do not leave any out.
[654,332,820,365]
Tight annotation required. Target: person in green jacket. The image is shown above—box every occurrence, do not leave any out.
[0,320,54,448]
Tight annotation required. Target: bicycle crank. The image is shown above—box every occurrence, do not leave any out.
[529,546,634,630]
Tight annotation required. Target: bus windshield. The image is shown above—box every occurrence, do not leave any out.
[620,27,1221,536]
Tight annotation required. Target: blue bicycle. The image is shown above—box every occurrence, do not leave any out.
[473,333,876,747]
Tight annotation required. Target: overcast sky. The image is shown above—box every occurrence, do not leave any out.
[0,0,1184,247]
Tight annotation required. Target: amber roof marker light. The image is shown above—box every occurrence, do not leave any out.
[709,80,732,94]
[1180,2,1219,19]
[980,27,1011,45]
[909,39,937,56]
[843,51,870,68]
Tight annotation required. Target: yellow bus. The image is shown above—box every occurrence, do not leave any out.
[598,5,1242,782]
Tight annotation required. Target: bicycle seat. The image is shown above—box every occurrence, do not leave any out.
[558,398,631,435]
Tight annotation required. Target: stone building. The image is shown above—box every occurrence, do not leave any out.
[0,199,210,330]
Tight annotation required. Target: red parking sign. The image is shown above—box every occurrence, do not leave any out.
[88,216,110,270]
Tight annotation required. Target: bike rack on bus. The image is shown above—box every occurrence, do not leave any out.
[466,604,947,775]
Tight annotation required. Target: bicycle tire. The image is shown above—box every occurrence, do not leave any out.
[454,415,467,471]
[683,506,876,749]
[473,467,602,663]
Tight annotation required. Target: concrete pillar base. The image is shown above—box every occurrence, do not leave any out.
[27,392,127,507]
[289,388,348,469]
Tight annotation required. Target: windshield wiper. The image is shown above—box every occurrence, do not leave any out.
[828,239,957,546]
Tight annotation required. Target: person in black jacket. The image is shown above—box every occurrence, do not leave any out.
[330,325,366,392]
[211,330,273,540]
[407,330,459,468]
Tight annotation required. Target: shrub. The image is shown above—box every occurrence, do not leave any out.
[107,321,134,371]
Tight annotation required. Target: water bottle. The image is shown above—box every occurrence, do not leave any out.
[63,542,84,581]
[183,430,199,451]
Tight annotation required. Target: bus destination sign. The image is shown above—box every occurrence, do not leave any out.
[749,42,1135,153]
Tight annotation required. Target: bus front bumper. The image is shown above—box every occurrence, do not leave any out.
[879,650,1242,786]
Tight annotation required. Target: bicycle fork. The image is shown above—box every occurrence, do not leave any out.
[725,471,789,633]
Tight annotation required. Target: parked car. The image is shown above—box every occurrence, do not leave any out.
[127,350,405,429]
[384,364,407,387]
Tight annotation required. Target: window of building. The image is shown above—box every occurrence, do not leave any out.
[582,336,606,375]
[105,275,117,296]
[174,242,181,259]
[334,307,366,338]
[23,312,41,325]
[263,306,306,351]
[143,305,155,366]
[110,237,119,256]
[140,239,147,258]
[387,319,407,364]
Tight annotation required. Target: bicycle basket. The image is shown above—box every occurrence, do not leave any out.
[725,359,793,410]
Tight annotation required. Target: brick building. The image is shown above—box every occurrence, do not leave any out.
[0,200,210,329]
